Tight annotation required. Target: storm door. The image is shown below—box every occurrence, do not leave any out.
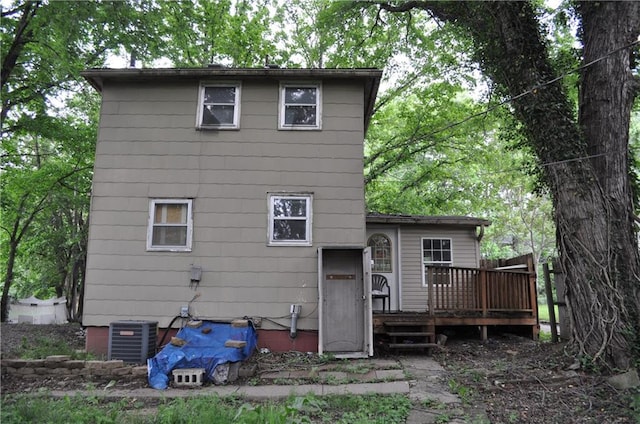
[318,247,372,356]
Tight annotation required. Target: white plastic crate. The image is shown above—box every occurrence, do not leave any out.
[172,368,205,387]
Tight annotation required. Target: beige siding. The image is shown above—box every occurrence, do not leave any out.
[84,78,366,329]
[399,225,481,312]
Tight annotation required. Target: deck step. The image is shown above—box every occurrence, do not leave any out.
[388,343,439,349]
[387,332,434,337]
[384,321,433,327]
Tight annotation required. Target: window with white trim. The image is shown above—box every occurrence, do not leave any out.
[421,238,452,286]
[268,194,312,245]
[197,83,241,129]
[368,234,392,272]
[147,199,193,251]
[279,83,321,129]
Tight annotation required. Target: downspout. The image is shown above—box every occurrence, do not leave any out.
[289,304,301,339]
[476,224,485,242]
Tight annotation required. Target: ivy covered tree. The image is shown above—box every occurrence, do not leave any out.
[338,0,640,370]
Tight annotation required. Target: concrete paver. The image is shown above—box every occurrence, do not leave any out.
[375,369,405,380]
[40,354,487,423]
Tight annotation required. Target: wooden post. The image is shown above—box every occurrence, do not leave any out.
[480,268,487,317]
[543,262,558,342]
[427,267,434,316]
[480,268,488,341]
[528,257,539,340]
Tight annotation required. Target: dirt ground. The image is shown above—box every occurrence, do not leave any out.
[432,331,637,423]
[1,323,637,423]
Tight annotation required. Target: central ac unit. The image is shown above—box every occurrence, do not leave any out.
[108,320,158,364]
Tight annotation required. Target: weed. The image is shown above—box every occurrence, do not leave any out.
[448,378,473,404]
[323,374,339,385]
[578,354,603,373]
[422,397,446,409]
[320,394,411,423]
[339,361,371,374]
[307,365,319,379]
[463,368,485,383]
[435,413,451,423]
[319,352,336,362]
[507,411,520,423]
[492,359,508,371]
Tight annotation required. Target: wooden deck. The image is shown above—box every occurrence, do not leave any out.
[374,257,539,350]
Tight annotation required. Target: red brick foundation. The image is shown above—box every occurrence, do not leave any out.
[85,326,318,356]
[256,329,318,353]
[85,327,109,355]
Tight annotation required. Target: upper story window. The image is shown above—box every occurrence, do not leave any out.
[147,199,193,252]
[268,194,313,246]
[279,83,322,130]
[422,238,452,286]
[197,83,241,129]
[368,234,392,272]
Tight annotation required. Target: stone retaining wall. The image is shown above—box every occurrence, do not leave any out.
[1,355,147,380]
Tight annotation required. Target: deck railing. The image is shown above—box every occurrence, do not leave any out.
[425,266,537,316]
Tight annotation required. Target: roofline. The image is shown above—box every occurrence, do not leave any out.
[366,213,491,227]
[80,67,383,131]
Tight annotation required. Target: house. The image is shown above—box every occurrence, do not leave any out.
[81,67,537,358]
[366,214,490,313]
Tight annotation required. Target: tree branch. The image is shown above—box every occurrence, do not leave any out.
[1,1,41,89]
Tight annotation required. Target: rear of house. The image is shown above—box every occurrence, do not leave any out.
[81,67,382,355]
[366,215,490,313]
[367,215,538,345]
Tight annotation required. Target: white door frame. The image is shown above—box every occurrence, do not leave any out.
[366,227,400,311]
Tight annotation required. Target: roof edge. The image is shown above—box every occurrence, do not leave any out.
[80,67,383,90]
[366,213,491,227]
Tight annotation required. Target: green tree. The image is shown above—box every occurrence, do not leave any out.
[154,0,277,67]
[345,1,639,369]
[0,0,290,321]
[0,0,162,321]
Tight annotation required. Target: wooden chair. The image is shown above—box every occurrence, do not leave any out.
[371,274,390,312]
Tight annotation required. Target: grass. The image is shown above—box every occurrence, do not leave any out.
[1,393,412,424]
[537,304,559,322]
[17,336,94,360]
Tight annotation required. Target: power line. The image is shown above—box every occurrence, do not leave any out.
[377,38,639,144]
[372,152,610,183]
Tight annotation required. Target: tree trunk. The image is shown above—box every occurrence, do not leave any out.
[1,240,18,322]
[379,0,640,369]
[452,1,640,369]
[571,1,640,368]
[1,1,40,127]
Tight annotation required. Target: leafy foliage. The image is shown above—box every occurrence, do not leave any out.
[153,0,277,67]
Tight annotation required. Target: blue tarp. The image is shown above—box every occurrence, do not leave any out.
[147,320,257,390]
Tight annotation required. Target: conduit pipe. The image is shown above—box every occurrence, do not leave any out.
[289,304,301,339]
